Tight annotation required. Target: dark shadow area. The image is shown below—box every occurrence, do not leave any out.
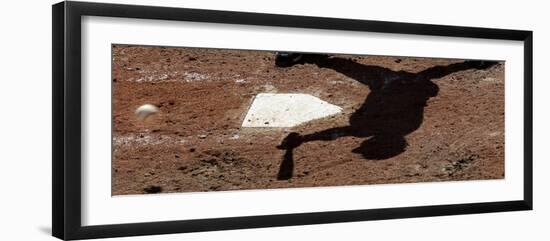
[277,55,497,180]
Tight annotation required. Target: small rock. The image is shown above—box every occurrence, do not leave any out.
[198,134,207,139]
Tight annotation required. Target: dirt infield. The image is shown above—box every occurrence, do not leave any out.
[112,45,504,195]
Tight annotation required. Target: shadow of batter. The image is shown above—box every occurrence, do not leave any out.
[276,55,496,180]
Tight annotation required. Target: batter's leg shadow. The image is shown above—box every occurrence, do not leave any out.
[276,127,355,180]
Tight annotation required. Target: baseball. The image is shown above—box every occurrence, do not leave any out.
[135,104,159,119]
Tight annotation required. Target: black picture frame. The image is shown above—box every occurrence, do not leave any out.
[52,1,533,240]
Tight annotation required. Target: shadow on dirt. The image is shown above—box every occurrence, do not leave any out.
[276,55,497,180]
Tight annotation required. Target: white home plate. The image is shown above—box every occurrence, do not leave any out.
[242,93,342,128]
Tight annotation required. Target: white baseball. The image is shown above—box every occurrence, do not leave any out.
[135,104,159,119]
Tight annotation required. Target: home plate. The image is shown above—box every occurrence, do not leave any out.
[242,93,342,128]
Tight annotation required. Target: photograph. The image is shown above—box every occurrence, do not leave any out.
[111,44,505,195]
[46,1,538,239]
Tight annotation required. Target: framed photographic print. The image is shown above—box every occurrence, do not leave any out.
[52,1,533,240]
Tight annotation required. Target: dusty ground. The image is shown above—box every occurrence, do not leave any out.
[112,45,504,195]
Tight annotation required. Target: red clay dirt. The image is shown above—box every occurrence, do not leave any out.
[112,45,504,195]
